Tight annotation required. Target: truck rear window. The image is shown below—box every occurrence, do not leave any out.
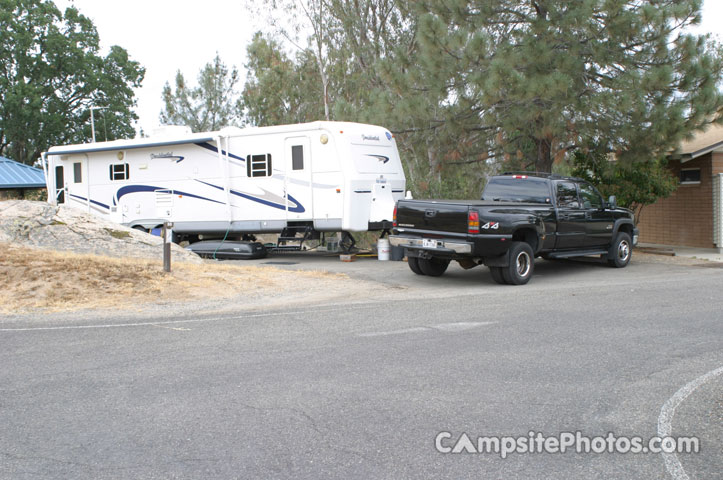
[481,177,552,204]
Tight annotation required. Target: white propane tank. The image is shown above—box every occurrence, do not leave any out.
[377,238,391,261]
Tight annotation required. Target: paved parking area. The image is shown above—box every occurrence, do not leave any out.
[222,249,720,301]
[1,250,721,479]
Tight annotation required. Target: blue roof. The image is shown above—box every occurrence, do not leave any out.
[0,156,46,189]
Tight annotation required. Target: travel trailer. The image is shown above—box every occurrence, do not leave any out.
[43,122,406,247]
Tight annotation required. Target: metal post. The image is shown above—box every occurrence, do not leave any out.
[89,106,107,143]
[90,108,96,143]
[162,222,172,272]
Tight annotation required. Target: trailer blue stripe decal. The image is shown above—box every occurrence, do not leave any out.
[68,194,110,209]
[194,142,246,162]
[114,185,226,206]
[195,180,305,213]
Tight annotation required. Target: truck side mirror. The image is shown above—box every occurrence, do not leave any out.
[608,195,616,209]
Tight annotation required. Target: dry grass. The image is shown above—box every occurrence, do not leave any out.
[0,243,344,314]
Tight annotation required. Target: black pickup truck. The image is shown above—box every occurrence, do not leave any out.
[389,173,639,285]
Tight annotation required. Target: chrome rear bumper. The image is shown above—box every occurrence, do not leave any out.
[389,235,472,254]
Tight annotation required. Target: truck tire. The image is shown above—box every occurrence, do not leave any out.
[490,267,507,285]
[418,257,450,277]
[607,232,632,268]
[407,256,426,275]
[501,242,534,285]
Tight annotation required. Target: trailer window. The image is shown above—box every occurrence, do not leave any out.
[292,145,304,170]
[73,162,82,183]
[247,154,272,177]
[109,163,130,181]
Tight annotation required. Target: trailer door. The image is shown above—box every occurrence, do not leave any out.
[54,165,65,203]
[284,137,313,221]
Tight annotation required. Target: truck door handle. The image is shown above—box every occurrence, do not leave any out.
[425,209,437,218]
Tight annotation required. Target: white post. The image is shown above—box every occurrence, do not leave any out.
[90,108,96,143]
[713,173,723,252]
[216,136,233,223]
[90,106,107,143]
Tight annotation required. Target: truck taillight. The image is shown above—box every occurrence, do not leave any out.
[468,211,479,234]
[393,205,397,227]
[512,175,528,179]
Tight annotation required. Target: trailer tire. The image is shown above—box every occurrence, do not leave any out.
[418,257,450,277]
[490,267,508,285]
[501,241,534,285]
[407,256,425,275]
[607,232,632,268]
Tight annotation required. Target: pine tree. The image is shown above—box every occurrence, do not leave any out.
[414,0,723,172]
[160,54,239,132]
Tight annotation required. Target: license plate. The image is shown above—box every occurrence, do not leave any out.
[422,238,439,248]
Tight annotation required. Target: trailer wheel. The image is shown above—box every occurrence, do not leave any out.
[407,256,425,275]
[418,257,450,277]
[489,267,507,285]
[501,241,534,285]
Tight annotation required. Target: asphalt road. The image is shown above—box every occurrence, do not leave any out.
[1,257,721,479]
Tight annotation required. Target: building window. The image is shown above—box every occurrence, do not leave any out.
[247,154,272,177]
[680,168,701,184]
[73,162,82,183]
[109,163,130,181]
[292,145,304,170]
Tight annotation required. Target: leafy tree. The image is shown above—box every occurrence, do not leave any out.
[0,0,144,165]
[242,1,495,198]
[414,0,723,172]
[160,54,240,132]
[571,149,677,224]
[240,33,325,126]
[244,0,723,202]
[246,0,334,121]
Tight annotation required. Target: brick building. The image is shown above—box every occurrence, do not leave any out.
[637,125,723,251]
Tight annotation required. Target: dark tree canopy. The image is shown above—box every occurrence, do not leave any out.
[240,0,723,198]
[414,0,723,172]
[0,0,144,165]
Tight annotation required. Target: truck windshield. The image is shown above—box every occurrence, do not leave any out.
[481,177,552,204]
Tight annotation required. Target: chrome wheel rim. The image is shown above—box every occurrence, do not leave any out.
[516,251,531,277]
[618,240,630,262]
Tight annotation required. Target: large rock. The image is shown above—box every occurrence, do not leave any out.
[0,200,202,263]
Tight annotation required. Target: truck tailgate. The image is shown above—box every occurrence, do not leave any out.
[395,200,470,234]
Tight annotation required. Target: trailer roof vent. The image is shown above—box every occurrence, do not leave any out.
[150,125,192,138]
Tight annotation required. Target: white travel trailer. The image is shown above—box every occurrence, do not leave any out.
[44,122,406,246]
